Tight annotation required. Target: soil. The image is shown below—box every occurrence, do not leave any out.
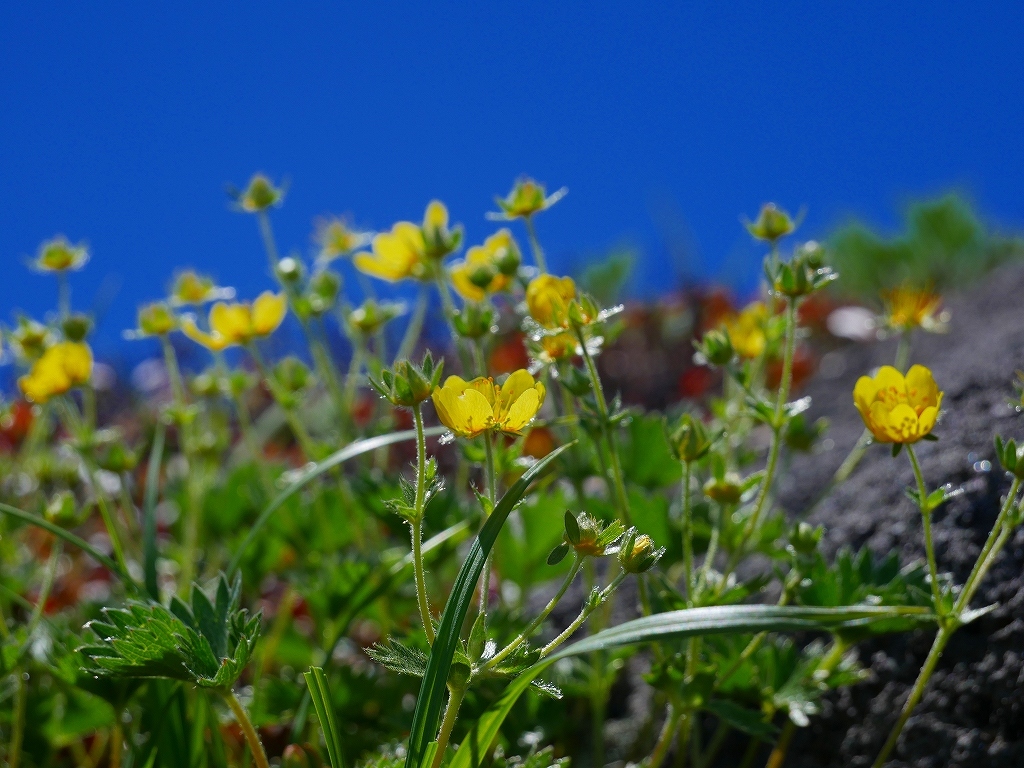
[771,262,1024,767]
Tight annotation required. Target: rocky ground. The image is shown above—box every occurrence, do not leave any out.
[773,262,1024,767]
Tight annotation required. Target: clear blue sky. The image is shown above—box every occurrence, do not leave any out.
[2,3,1023,353]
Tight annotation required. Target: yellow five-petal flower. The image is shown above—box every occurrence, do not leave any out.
[853,364,943,444]
[450,230,517,302]
[431,369,546,439]
[181,291,288,351]
[722,301,768,360]
[525,274,577,329]
[18,342,93,403]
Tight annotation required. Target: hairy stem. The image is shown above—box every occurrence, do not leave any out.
[431,683,468,768]
[483,555,582,671]
[412,405,435,645]
[906,444,941,609]
[222,689,270,768]
[540,571,627,657]
[681,461,694,598]
[396,286,430,364]
[524,216,548,274]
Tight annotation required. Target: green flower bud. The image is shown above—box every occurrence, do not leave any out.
[45,490,78,524]
[618,528,665,574]
[136,302,177,337]
[745,203,795,243]
[275,356,312,394]
[307,270,341,315]
[666,413,713,462]
[235,173,283,213]
[369,352,444,408]
[62,313,92,342]
[451,304,496,340]
[347,300,403,337]
[695,329,734,367]
[788,522,823,556]
[563,510,625,558]
[34,236,89,272]
[703,473,743,505]
[995,436,1024,480]
[275,256,305,285]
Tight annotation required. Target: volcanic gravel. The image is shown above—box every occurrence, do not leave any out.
[772,263,1024,767]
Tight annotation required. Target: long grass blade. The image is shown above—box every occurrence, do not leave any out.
[404,443,572,768]
[450,604,934,768]
[143,421,166,599]
[304,666,346,768]
[0,501,140,593]
[228,426,446,573]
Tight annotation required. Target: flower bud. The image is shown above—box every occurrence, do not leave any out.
[369,352,444,408]
[563,511,625,558]
[695,329,734,367]
[9,318,52,361]
[236,173,283,213]
[62,313,92,342]
[45,490,78,524]
[618,529,665,574]
[666,413,713,462]
[34,236,89,272]
[307,270,341,316]
[275,356,312,394]
[703,473,743,505]
[491,177,568,220]
[745,203,795,243]
[137,302,177,337]
[275,256,305,285]
[451,304,496,340]
[995,436,1024,480]
[788,522,823,557]
[347,300,404,337]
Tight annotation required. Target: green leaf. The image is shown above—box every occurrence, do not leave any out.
[81,573,260,689]
[0,502,140,593]
[704,699,778,740]
[366,638,429,678]
[228,426,446,573]
[403,443,574,768]
[143,421,166,600]
[304,666,347,768]
[448,604,934,768]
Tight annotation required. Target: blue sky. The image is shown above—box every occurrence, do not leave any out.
[2,3,1023,353]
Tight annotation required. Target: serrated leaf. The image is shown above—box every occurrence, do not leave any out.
[367,638,429,678]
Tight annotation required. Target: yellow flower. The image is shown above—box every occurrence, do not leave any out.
[722,302,768,359]
[431,369,546,439]
[490,177,568,220]
[354,222,429,282]
[853,364,942,444]
[354,201,460,282]
[881,284,944,332]
[18,342,93,403]
[170,271,234,307]
[314,217,371,263]
[450,230,518,301]
[34,236,89,273]
[526,274,577,329]
[181,291,288,351]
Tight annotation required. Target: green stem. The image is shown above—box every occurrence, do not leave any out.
[540,571,627,657]
[308,321,347,420]
[681,461,694,599]
[95,490,129,576]
[109,721,123,768]
[576,326,631,525]
[411,405,435,645]
[27,541,62,636]
[9,670,26,768]
[221,689,270,768]
[430,683,468,768]
[954,477,1021,614]
[396,286,430,364]
[893,327,913,374]
[906,444,941,609]
[247,343,318,459]
[730,298,797,570]
[257,211,280,274]
[473,337,487,378]
[479,432,497,618]
[871,625,951,768]
[343,336,366,433]
[523,216,548,274]
[698,503,726,595]
[482,554,582,671]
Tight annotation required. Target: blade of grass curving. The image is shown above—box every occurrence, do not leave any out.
[304,666,346,768]
[143,421,166,600]
[450,604,934,768]
[404,443,573,768]
[291,520,473,742]
[228,426,447,574]
[0,501,140,593]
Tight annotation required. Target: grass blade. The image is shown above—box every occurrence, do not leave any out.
[404,443,573,768]
[450,604,934,768]
[228,426,446,573]
[143,421,166,600]
[304,666,346,768]
[0,501,140,593]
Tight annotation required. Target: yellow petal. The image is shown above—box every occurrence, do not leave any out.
[503,388,542,433]
[354,252,403,281]
[872,366,906,407]
[918,405,939,435]
[59,342,93,385]
[905,364,940,412]
[424,200,449,230]
[867,401,894,442]
[439,375,473,395]
[210,302,252,343]
[434,385,493,437]
[853,374,880,415]
[886,403,920,443]
[182,316,231,351]
[498,370,537,417]
[252,291,287,336]
[450,263,486,302]
[464,377,497,407]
